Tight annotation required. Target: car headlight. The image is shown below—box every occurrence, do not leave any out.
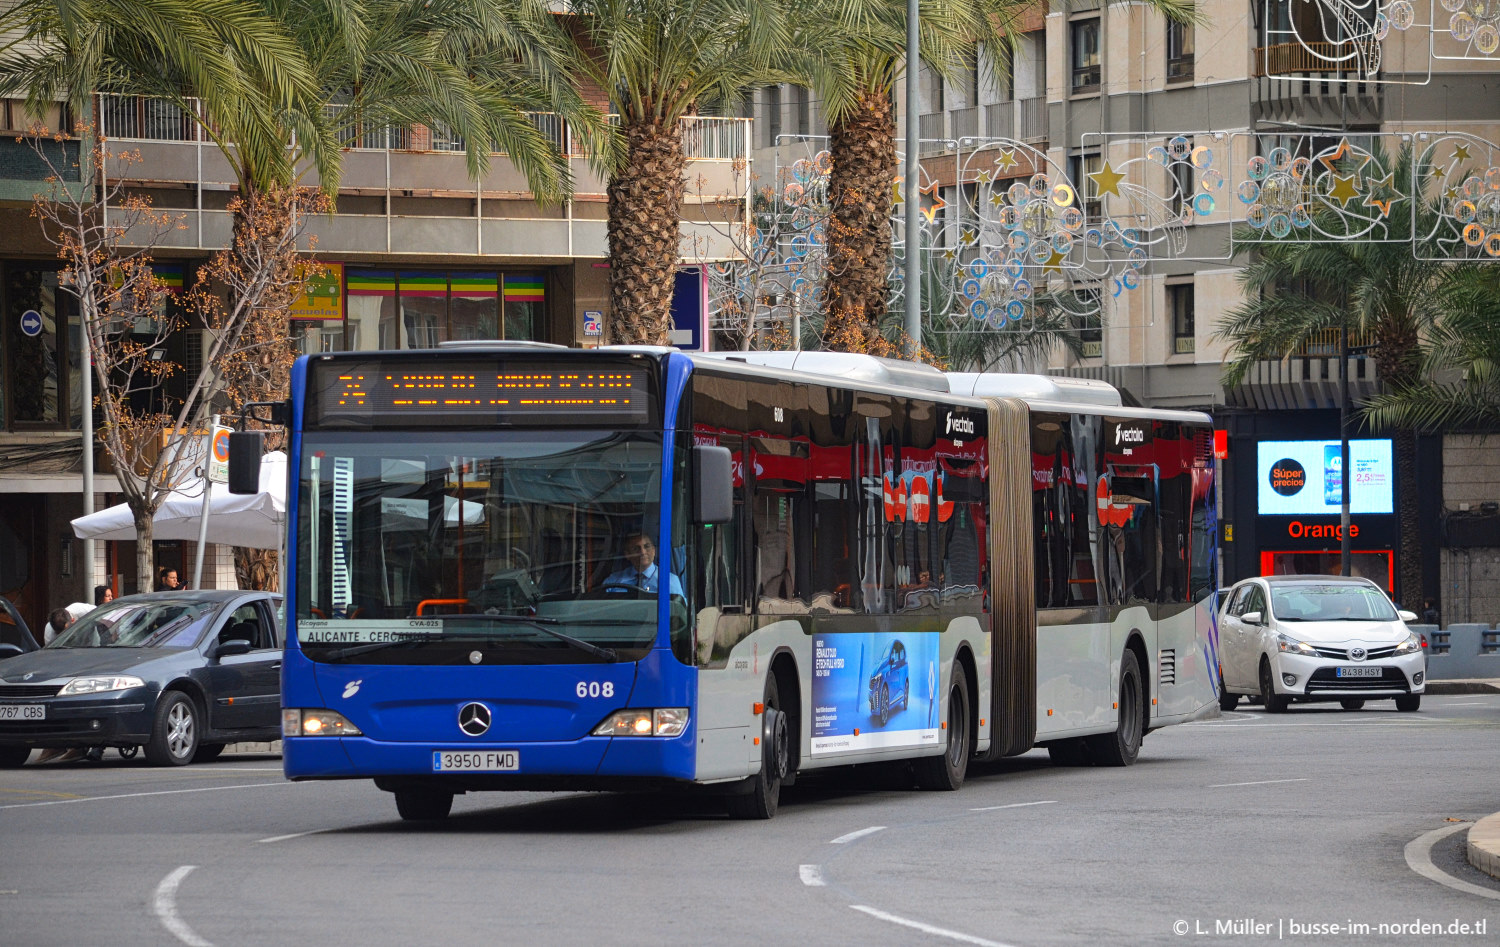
[1276,634,1319,658]
[1393,633,1422,656]
[283,708,362,737]
[592,708,690,737]
[58,676,144,695]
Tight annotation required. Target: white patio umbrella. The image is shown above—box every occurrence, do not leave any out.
[71,452,288,550]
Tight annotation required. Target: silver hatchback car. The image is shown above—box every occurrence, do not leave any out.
[1217,575,1425,713]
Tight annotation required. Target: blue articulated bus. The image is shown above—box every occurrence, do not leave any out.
[262,345,1220,820]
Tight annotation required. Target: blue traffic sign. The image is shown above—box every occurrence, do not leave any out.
[19,309,42,337]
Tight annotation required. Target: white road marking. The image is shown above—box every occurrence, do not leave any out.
[1207,778,1309,788]
[830,826,886,844]
[799,865,826,887]
[971,800,1056,812]
[0,780,286,810]
[257,827,336,844]
[850,905,1015,947]
[1404,823,1500,901]
[153,866,214,947]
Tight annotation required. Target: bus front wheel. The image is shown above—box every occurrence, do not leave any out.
[395,788,454,821]
[726,676,788,820]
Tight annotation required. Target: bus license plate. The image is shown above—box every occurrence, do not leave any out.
[433,750,519,772]
[1336,666,1382,678]
[0,704,45,720]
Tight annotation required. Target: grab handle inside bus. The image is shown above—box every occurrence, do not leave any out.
[693,445,733,524]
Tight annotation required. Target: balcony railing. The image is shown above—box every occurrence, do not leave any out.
[1296,327,1375,356]
[1253,43,1364,78]
[1018,97,1047,142]
[100,94,747,161]
[984,102,1014,140]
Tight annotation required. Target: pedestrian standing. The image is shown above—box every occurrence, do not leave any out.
[95,585,114,606]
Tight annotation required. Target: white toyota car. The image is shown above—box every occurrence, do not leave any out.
[1217,575,1426,713]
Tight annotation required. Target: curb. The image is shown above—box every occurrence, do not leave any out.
[224,741,282,756]
[1424,680,1500,695]
[1469,813,1500,882]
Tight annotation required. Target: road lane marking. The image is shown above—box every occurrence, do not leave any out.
[153,866,213,947]
[257,827,336,844]
[799,865,826,887]
[971,800,1056,812]
[830,826,886,844]
[850,905,1014,947]
[1404,822,1500,901]
[0,787,84,799]
[0,780,286,810]
[1207,778,1309,788]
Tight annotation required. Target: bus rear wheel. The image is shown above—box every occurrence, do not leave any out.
[395,788,454,821]
[914,668,970,790]
[1088,649,1143,767]
[726,676,788,820]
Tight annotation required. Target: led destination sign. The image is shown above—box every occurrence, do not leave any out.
[306,358,654,427]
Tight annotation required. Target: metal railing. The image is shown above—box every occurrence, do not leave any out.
[1296,327,1375,356]
[102,94,748,161]
[1018,97,1047,142]
[950,107,978,141]
[1254,43,1363,78]
[984,102,1013,140]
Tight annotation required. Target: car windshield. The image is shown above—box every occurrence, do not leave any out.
[296,430,667,665]
[48,599,218,649]
[1270,584,1398,622]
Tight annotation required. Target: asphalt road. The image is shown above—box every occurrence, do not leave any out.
[3,694,1498,946]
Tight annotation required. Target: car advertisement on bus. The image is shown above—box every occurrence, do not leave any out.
[810,632,942,757]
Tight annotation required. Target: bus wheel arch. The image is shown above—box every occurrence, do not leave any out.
[1088,644,1145,767]
[726,655,799,819]
[769,651,801,786]
[914,646,976,790]
[1125,632,1152,737]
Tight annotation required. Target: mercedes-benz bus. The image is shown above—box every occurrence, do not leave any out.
[253,345,1219,820]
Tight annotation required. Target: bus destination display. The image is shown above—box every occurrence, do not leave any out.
[307,359,653,427]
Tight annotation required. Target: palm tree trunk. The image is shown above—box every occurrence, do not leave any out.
[607,119,686,345]
[823,93,897,352]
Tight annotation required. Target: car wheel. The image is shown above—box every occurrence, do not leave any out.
[193,743,226,763]
[1259,660,1290,714]
[727,674,789,819]
[1047,738,1093,766]
[1395,695,1421,712]
[145,691,200,766]
[914,668,971,790]
[1089,649,1144,766]
[395,788,454,821]
[1218,670,1239,711]
[1340,699,1365,711]
[0,745,30,768]
[878,682,890,726]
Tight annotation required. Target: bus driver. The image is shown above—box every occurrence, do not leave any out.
[602,532,683,597]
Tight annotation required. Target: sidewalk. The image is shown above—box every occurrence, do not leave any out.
[1424,681,1500,882]
[1423,679,1500,695]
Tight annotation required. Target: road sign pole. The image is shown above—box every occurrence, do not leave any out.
[193,416,228,589]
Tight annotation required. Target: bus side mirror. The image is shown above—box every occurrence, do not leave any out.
[228,431,264,495]
[693,446,733,524]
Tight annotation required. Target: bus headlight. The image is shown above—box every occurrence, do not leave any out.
[283,708,362,737]
[592,708,690,737]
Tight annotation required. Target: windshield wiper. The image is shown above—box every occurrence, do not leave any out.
[322,638,430,662]
[442,614,619,662]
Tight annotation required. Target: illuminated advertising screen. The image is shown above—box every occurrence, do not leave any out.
[1256,439,1393,515]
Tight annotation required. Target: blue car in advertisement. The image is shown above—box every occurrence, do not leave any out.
[868,639,910,725]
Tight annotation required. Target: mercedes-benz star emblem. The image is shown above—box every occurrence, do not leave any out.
[468,651,483,665]
[1349,647,1367,661]
[458,702,491,737]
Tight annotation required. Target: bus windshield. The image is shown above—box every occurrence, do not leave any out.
[296,430,666,664]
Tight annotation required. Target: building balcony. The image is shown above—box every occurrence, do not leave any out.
[1250,43,1382,126]
[94,95,751,261]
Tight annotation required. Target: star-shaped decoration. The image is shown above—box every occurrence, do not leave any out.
[1429,164,1445,180]
[996,150,1020,173]
[1327,172,1362,207]
[960,227,979,246]
[976,169,994,184]
[1362,171,1402,217]
[1444,185,1461,202]
[1042,249,1067,274]
[919,181,946,223]
[892,177,903,205]
[1453,144,1471,162]
[989,191,1006,207]
[1088,161,1126,198]
[942,249,957,261]
[1318,138,1372,176]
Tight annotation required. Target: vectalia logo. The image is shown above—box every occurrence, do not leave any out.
[946,413,975,435]
[1115,426,1145,445]
[342,679,362,699]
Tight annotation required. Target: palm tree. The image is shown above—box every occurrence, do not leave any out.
[564,0,789,345]
[1363,265,1500,431]
[1215,144,1450,605]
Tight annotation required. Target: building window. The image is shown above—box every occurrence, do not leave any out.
[346,271,545,351]
[1167,21,1195,80]
[2,264,82,431]
[763,85,781,148]
[1170,157,1193,219]
[790,86,810,136]
[1169,283,1195,354]
[1071,19,1101,92]
[1070,152,1103,221]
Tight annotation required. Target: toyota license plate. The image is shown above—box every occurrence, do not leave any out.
[0,703,45,720]
[1335,666,1382,678]
[433,750,519,772]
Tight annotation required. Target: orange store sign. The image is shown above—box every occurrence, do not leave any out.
[1286,520,1359,540]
